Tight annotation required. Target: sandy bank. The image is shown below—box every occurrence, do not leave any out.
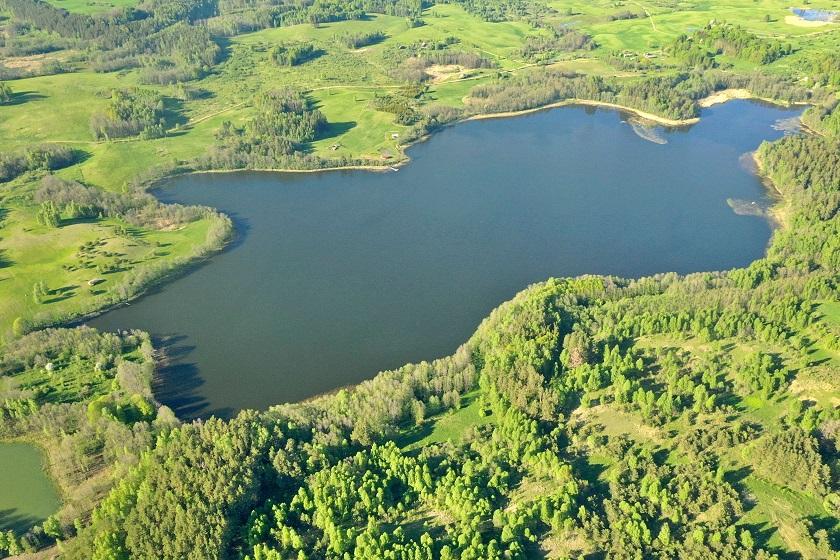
[784,14,834,27]
[466,98,699,127]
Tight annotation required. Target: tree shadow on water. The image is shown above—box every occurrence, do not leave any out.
[153,334,233,421]
[224,211,251,253]
[0,508,41,534]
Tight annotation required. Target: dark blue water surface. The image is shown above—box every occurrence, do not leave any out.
[90,100,801,417]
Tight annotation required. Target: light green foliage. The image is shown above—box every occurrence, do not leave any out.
[0,82,11,104]
[1,327,152,420]
[0,326,174,551]
[0,0,838,556]
[43,0,140,14]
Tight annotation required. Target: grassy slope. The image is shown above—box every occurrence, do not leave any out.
[630,322,839,554]
[43,0,139,14]
[399,391,495,450]
[0,201,210,333]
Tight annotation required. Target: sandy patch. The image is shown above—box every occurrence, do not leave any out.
[572,404,662,441]
[790,376,840,404]
[628,118,668,144]
[540,533,592,559]
[3,53,52,71]
[2,51,74,71]
[425,64,465,84]
[784,14,833,27]
[467,98,698,127]
[698,88,753,107]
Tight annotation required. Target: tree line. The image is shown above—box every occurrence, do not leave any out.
[0,144,80,183]
[668,22,793,68]
[89,88,170,140]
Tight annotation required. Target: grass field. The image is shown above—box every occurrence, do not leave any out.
[818,301,840,331]
[0,198,213,341]
[44,0,139,14]
[399,391,495,450]
[629,325,840,553]
[739,473,829,554]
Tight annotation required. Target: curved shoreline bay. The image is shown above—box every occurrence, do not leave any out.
[89,100,802,418]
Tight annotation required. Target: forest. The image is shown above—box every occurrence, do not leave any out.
[89,88,170,140]
[668,23,793,68]
[0,0,838,556]
[0,145,79,183]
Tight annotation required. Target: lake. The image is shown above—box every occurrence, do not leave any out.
[90,100,802,418]
[0,442,61,533]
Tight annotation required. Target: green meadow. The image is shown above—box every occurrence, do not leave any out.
[0,200,211,335]
[43,0,139,13]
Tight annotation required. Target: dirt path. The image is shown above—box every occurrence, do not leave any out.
[186,101,248,126]
[630,1,658,32]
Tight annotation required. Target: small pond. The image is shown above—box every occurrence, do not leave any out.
[0,442,61,533]
[791,7,837,21]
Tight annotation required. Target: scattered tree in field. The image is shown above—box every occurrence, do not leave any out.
[36,201,61,228]
[0,82,12,104]
[272,43,319,66]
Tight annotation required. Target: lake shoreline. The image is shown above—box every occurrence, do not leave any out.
[465,98,701,127]
[696,88,810,109]
[49,95,799,420]
[751,150,791,229]
[61,215,234,336]
[171,91,805,183]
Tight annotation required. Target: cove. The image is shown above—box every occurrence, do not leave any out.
[90,100,801,418]
[0,442,61,532]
